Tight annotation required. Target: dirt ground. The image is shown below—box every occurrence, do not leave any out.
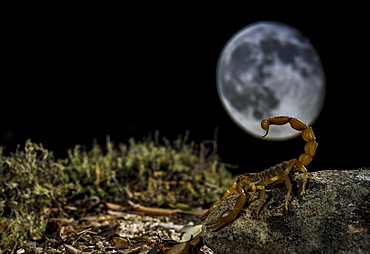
[1,199,215,254]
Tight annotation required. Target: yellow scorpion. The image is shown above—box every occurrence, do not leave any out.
[202,116,318,230]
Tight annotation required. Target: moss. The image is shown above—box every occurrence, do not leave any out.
[64,136,233,206]
[0,135,234,249]
[0,140,77,248]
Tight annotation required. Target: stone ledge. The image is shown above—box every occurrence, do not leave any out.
[202,168,370,254]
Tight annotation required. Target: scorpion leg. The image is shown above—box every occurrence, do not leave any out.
[201,182,237,220]
[255,163,294,215]
[281,159,307,210]
[205,185,247,230]
[255,186,265,219]
[291,158,308,194]
[284,169,293,210]
[254,175,289,217]
[221,182,238,200]
[200,201,221,221]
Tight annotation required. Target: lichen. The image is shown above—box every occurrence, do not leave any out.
[298,189,337,218]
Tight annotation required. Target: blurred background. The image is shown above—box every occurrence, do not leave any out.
[2,8,369,174]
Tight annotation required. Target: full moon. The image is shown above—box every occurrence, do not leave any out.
[217,21,325,140]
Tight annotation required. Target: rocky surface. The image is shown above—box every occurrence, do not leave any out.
[202,168,370,254]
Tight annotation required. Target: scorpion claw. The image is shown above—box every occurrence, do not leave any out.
[205,220,228,230]
[201,201,221,221]
[205,209,239,230]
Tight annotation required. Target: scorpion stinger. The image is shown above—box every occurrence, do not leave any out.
[203,116,318,230]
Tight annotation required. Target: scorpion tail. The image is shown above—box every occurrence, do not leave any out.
[261,116,318,166]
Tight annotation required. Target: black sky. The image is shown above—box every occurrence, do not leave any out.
[2,9,369,175]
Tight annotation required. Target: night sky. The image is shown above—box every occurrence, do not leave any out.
[2,11,369,175]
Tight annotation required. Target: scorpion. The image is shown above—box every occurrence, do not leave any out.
[202,116,318,230]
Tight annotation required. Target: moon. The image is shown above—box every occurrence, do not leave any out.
[217,21,325,140]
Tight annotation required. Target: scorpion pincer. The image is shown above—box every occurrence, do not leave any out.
[202,116,318,230]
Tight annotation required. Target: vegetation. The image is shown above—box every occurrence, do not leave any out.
[0,135,234,249]
[0,141,76,249]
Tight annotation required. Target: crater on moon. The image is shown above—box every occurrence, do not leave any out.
[217,21,325,140]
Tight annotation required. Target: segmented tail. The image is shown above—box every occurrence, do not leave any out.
[261,116,318,166]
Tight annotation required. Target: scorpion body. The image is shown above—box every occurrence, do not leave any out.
[203,116,318,230]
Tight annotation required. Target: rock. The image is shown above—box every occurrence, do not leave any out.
[202,168,370,254]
